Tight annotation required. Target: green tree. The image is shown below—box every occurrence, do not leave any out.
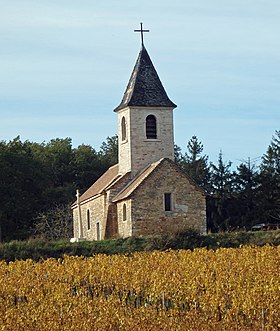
[71,144,103,192]
[38,138,75,206]
[174,144,184,165]
[177,136,210,191]
[0,137,45,240]
[231,160,259,229]
[258,130,280,223]
[210,151,233,197]
[0,134,121,241]
[98,134,118,168]
[207,151,234,232]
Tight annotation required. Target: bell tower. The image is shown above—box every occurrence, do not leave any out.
[114,24,177,176]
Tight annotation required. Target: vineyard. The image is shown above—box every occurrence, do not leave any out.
[0,246,279,330]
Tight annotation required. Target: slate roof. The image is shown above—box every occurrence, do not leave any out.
[77,164,122,204]
[114,46,177,112]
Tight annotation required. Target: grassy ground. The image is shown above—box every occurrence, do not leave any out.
[0,229,279,261]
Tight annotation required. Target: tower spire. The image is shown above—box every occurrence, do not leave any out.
[134,22,149,46]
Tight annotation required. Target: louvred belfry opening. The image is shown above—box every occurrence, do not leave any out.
[115,33,177,175]
[146,115,157,139]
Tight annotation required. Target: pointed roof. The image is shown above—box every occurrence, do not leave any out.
[112,158,205,202]
[114,46,177,112]
[112,159,163,202]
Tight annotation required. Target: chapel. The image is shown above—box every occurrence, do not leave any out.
[71,25,206,241]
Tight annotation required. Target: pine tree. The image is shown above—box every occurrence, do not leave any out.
[207,151,233,231]
[210,151,233,198]
[233,160,259,229]
[258,130,280,223]
[179,136,210,191]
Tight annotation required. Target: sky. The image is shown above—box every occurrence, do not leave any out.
[1,0,280,168]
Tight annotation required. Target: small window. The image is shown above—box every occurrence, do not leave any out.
[121,116,127,141]
[123,203,127,222]
[146,115,157,139]
[164,193,172,211]
[87,209,91,230]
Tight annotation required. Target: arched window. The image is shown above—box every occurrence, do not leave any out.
[123,203,127,222]
[87,209,91,230]
[121,116,127,141]
[146,115,157,139]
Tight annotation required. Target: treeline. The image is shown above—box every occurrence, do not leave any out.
[0,131,279,241]
[0,135,118,241]
[175,131,280,232]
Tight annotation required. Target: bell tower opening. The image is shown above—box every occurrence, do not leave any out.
[114,23,177,175]
[146,115,157,139]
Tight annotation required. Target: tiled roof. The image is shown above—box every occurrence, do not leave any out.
[78,164,121,203]
[114,46,177,112]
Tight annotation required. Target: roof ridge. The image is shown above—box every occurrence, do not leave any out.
[112,158,164,202]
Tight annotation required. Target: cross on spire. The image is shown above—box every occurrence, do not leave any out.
[134,22,149,46]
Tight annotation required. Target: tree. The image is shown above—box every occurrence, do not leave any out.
[207,151,234,232]
[174,144,184,165]
[33,204,73,240]
[71,144,101,192]
[261,130,280,177]
[232,160,259,229]
[258,130,280,223]
[0,137,46,240]
[98,134,118,167]
[177,136,210,191]
[210,151,233,197]
[32,138,75,207]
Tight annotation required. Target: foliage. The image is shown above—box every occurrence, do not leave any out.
[177,131,279,232]
[0,137,46,241]
[207,152,234,232]
[98,134,118,167]
[0,230,280,262]
[0,136,118,241]
[146,228,207,251]
[0,129,279,240]
[34,204,73,240]
[0,246,279,330]
[258,130,280,223]
[175,136,210,191]
[0,237,146,262]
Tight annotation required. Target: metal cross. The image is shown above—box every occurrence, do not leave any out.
[134,22,149,46]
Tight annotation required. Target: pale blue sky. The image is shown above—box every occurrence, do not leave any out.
[1,1,279,167]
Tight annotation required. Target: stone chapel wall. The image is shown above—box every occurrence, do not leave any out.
[78,195,105,240]
[116,199,133,238]
[130,161,206,236]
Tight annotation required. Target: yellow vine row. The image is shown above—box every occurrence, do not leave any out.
[0,245,279,330]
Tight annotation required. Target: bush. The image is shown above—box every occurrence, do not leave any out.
[146,228,206,251]
[0,230,279,262]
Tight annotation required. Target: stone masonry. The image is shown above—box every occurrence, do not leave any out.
[118,106,174,176]
[115,158,206,238]
[71,42,207,242]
